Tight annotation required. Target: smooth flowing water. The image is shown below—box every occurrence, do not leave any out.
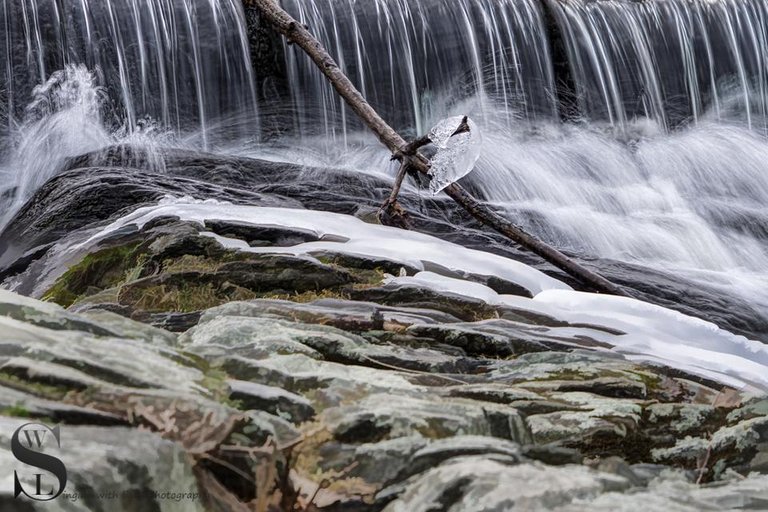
[0,0,766,326]
[553,0,768,130]
[280,0,557,139]
[0,0,258,141]
[0,0,259,227]
[276,0,768,318]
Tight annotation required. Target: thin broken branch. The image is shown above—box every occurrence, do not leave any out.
[248,0,630,297]
[378,159,410,227]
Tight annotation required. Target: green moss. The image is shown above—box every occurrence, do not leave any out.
[312,253,398,288]
[119,281,257,313]
[631,371,662,394]
[0,403,31,417]
[259,288,351,303]
[162,254,226,274]
[0,403,53,424]
[198,366,244,409]
[350,268,388,287]
[534,369,591,382]
[200,367,229,399]
[43,242,145,307]
[0,372,70,401]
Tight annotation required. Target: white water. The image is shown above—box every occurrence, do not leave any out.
[552,0,768,130]
[469,118,768,314]
[0,0,258,229]
[0,0,765,332]
[0,64,172,230]
[0,0,257,145]
[273,0,768,321]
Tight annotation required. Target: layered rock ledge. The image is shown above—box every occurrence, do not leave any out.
[0,148,766,511]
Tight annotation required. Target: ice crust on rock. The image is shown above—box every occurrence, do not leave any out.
[74,196,568,297]
[73,196,768,391]
[387,272,768,391]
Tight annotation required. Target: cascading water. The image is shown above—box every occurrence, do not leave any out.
[0,0,258,143]
[280,0,557,139]
[0,0,766,332]
[275,0,768,320]
[280,0,768,133]
[551,0,768,131]
[0,0,259,229]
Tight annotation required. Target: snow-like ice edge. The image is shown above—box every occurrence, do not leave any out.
[75,196,768,391]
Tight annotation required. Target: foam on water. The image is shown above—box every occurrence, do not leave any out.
[0,0,258,144]
[468,119,768,313]
[266,0,768,319]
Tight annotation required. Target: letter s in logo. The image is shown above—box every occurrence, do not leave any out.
[11,423,67,501]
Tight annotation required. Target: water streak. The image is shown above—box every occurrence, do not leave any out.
[271,0,768,316]
[551,0,768,131]
[280,0,556,140]
[0,0,258,148]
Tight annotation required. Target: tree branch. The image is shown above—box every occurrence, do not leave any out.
[378,159,411,229]
[246,0,630,297]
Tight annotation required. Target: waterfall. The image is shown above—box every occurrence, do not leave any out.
[0,0,258,148]
[274,0,768,315]
[551,0,768,131]
[0,0,765,322]
[280,0,557,140]
[0,0,260,229]
[281,0,768,134]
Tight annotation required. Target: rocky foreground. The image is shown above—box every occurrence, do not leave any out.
[0,147,767,511]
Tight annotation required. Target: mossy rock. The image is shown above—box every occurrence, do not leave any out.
[43,242,146,307]
[350,284,499,322]
[117,273,258,313]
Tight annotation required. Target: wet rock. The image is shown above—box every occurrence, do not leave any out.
[312,252,420,279]
[321,394,532,444]
[185,307,483,376]
[556,472,768,511]
[586,456,648,487]
[406,322,547,358]
[524,376,648,399]
[0,289,117,337]
[727,396,768,423]
[442,383,544,404]
[0,314,206,395]
[522,443,583,466]
[246,410,303,447]
[78,309,177,347]
[181,316,324,360]
[228,380,315,423]
[146,311,202,333]
[487,350,643,384]
[0,416,203,511]
[651,414,768,479]
[401,435,524,480]
[351,436,430,484]
[646,403,719,436]
[351,283,499,322]
[526,392,642,446]
[204,219,321,247]
[216,353,419,409]
[0,385,127,426]
[381,459,630,511]
[114,254,354,313]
